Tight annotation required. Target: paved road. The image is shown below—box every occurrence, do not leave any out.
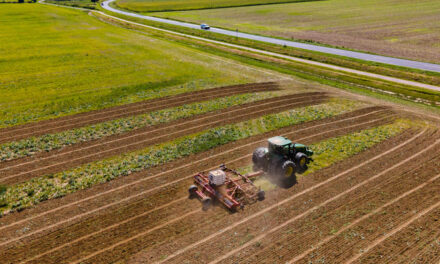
[102,0,440,73]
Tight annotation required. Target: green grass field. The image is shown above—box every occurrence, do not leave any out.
[115,0,316,12]
[0,4,275,128]
[153,0,440,63]
[45,0,97,9]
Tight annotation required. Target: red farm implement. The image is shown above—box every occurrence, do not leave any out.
[188,164,265,211]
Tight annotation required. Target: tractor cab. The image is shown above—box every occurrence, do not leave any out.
[268,136,294,157]
[268,136,313,158]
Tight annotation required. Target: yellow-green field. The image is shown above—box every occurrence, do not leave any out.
[0,4,274,127]
[115,0,316,12]
[153,0,440,63]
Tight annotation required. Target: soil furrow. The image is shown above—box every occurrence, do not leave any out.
[0,110,392,262]
[0,107,392,239]
[0,82,280,143]
[358,205,440,263]
[0,94,328,184]
[238,143,440,264]
[344,190,440,263]
[15,115,399,264]
[0,92,321,170]
[287,169,440,264]
[159,130,437,264]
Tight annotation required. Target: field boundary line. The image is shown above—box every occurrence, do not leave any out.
[0,110,387,248]
[344,183,440,264]
[0,93,321,172]
[156,129,428,263]
[287,172,440,263]
[0,84,277,142]
[0,95,325,183]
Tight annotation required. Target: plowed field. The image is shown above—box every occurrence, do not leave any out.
[1,81,439,264]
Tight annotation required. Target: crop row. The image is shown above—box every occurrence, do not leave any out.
[0,92,278,161]
[0,99,362,215]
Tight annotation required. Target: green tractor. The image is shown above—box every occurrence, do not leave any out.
[252,136,314,186]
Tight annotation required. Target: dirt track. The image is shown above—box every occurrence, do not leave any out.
[0,82,279,144]
[0,107,398,263]
[0,92,327,185]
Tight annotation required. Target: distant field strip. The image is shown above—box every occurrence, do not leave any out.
[115,0,318,12]
[153,0,440,63]
[0,4,275,128]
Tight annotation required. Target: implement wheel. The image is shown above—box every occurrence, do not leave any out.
[202,197,212,211]
[188,185,198,199]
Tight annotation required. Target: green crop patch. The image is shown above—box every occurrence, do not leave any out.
[0,92,278,161]
[0,99,364,215]
[0,4,272,128]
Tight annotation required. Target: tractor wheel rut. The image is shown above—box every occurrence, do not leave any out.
[0,93,328,185]
[0,82,279,144]
[153,129,437,264]
[0,112,400,263]
[2,108,394,262]
[226,139,440,264]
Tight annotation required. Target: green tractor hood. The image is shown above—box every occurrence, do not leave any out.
[294,143,314,157]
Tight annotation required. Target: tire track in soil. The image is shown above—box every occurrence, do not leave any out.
[357,201,440,263]
[0,82,279,144]
[0,93,327,185]
[0,107,384,235]
[0,108,392,262]
[212,151,440,264]
[287,170,440,264]
[29,115,396,264]
[345,187,440,263]
[237,142,440,264]
[158,130,437,264]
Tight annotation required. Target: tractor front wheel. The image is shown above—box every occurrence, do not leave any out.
[278,160,297,187]
[295,152,308,174]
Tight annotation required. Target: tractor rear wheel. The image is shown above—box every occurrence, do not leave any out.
[278,160,297,187]
[295,152,308,174]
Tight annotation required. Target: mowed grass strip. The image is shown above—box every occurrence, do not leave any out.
[154,0,440,63]
[0,99,363,215]
[115,0,317,12]
[0,4,270,128]
[0,92,278,161]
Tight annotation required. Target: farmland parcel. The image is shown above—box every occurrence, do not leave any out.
[0,2,440,264]
[151,0,440,63]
